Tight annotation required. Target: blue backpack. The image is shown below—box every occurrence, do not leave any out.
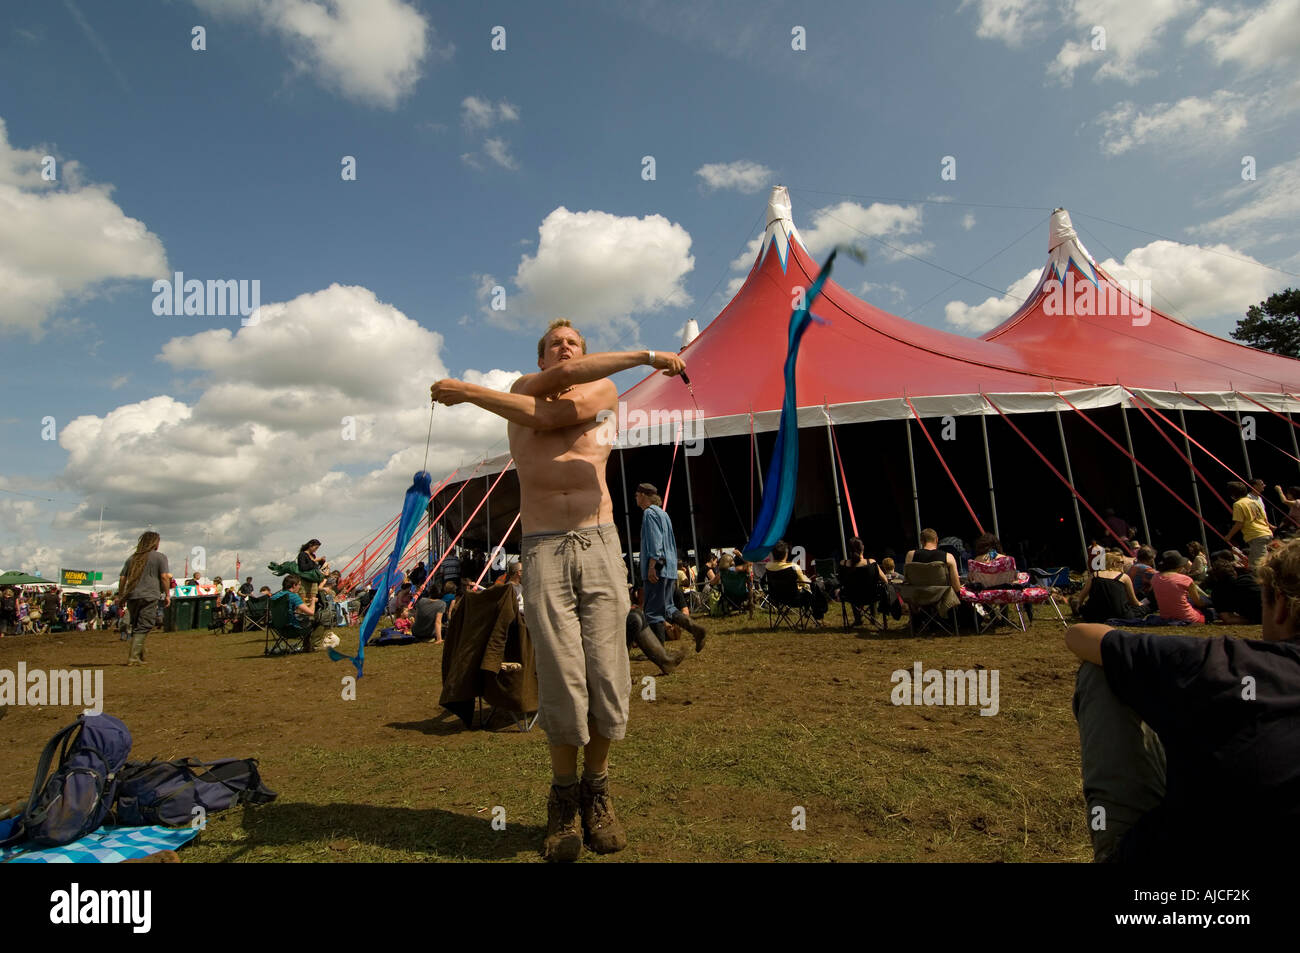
[113,757,276,827]
[2,714,133,847]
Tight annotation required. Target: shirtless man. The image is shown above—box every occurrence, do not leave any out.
[430,319,685,862]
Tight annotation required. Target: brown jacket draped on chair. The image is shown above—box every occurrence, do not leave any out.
[900,560,962,614]
[440,584,538,727]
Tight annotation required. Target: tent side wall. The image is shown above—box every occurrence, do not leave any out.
[428,402,1300,573]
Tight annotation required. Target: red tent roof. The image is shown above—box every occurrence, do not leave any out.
[621,187,1074,428]
[474,190,1299,475]
[981,209,1300,394]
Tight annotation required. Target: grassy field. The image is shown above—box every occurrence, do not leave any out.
[0,609,1257,862]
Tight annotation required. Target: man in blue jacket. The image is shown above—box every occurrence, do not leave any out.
[636,482,706,652]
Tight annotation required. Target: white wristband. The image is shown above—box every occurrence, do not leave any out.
[647,349,656,366]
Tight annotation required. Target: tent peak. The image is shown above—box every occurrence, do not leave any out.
[757,185,804,272]
[1047,207,1098,283]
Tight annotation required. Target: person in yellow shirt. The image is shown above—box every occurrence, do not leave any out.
[1227,481,1272,569]
[764,540,828,622]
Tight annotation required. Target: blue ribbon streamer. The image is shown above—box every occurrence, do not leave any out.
[742,246,858,563]
[329,470,432,678]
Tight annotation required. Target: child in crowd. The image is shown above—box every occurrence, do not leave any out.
[1186,541,1208,583]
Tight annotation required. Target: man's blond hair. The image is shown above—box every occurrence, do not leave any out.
[1257,539,1300,622]
[537,319,588,360]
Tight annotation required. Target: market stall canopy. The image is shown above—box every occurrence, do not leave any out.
[0,571,52,586]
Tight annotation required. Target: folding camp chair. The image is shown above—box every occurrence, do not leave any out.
[1027,567,1070,627]
[839,561,896,632]
[678,577,706,614]
[814,558,840,592]
[749,562,772,612]
[265,595,313,656]
[960,556,1061,632]
[209,600,234,634]
[242,595,270,634]
[765,568,814,632]
[900,560,961,636]
[719,568,752,616]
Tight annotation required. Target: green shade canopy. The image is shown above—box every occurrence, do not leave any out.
[0,571,53,586]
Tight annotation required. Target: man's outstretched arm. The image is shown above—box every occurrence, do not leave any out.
[516,350,685,396]
[432,377,616,430]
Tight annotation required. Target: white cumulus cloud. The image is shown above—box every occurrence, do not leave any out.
[191,0,441,108]
[695,160,773,193]
[0,117,167,335]
[960,0,1050,46]
[482,137,518,170]
[944,268,1042,332]
[1186,0,1300,72]
[44,283,524,579]
[729,201,929,272]
[498,207,695,346]
[1189,155,1300,243]
[1097,91,1251,156]
[461,95,519,129]
[1096,240,1278,323]
[1046,0,1198,86]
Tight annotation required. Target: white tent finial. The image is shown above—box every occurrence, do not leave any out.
[756,185,803,271]
[1046,206,1098,282]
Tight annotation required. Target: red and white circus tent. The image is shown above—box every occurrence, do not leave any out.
[352,187,1299,585]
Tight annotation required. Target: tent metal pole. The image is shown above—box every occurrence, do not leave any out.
[1179,408,1209,554]
[751,420,765,495]
[979,411,1001,540]
[1290,411,1300,479]
[904,417,922,542]
[1234,407,1254,481]
[1120,406,1152,544]
[426,499,434,565]
[682,439,701,571]
[485,474,491,575]
[1055,410,1089,565]
[618,446,635,581]
[825,411,849,560]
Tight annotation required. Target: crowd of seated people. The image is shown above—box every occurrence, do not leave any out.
[620,510,1288,640]
[1065,538,1300,862]
[1070,530,1272,626]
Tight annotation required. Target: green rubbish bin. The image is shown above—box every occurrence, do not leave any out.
[196,597,216,630]
[172,598,196,631]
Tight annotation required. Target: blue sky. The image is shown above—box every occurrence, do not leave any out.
[1,0,1296,581]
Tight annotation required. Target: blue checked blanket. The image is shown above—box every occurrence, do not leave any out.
[1,824,198,863]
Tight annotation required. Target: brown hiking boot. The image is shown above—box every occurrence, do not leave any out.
[542,783,583,863]
[580,779,628,854]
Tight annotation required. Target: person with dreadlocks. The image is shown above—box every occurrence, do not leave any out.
[118,531,173,665]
